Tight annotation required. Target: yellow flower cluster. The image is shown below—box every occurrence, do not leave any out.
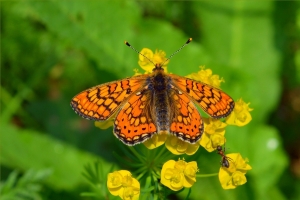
[161,159,198,191]
[107,170,140,200]
[218,153,252,189]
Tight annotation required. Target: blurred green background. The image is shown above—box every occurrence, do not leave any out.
[1,1,300,200]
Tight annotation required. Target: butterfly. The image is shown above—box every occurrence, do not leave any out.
[71,38,235,146]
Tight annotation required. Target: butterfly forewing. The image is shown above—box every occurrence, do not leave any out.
[70,76,148,121]
[169,74,235,119]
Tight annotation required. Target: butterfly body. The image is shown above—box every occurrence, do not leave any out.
[71,62,234,146]
[150,67,171,132]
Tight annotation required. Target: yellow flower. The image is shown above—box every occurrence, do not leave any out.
[161,159,198,191]
[144,133,199,155]
[143,132,168,149]
[200,118,227,152]
[165,135,200,155]
[107,170,140,200]
[226,98,253,126]
[138,48,168,73]
[186,66,224,88]
[218,153,252,189]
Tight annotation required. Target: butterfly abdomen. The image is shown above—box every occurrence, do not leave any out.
[150,72,170,132]
[155,92,169,131]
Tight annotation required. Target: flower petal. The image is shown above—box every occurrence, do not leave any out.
[122,185,140,200]
[232,171,247,186]
[138,48,154,73]
[107,171,123,196]
[169,173,184,191]
[218,167,236,189]
[184,161,198,184]
[166,135,188,155]
[161,160,176,187]
[186,142,200,155]
[143,132,167,149]
[229,153,252,171]
[186,67,224,88]
[226,98,253,126]
[200,118,227,152]
[161,160,185,191]
[107,171,123,189]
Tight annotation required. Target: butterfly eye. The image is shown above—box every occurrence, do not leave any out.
[153,63,164,71]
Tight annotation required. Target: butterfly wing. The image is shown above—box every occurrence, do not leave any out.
[169,86,204,143]
[169,74,235,118]
[113,88,157,146]
[70,76,148,121]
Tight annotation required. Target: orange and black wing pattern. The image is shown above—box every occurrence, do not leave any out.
[169,74,235,119]
[70,77,147,121]
[169,86,204,143]
[113,88,157,145]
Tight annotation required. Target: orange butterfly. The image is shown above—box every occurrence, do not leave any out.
[71,38,235,146]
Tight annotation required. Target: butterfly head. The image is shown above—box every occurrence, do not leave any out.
[153,63,165,72]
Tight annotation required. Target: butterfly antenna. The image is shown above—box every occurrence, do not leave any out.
[162,38,192,66]
[125,41,155,66]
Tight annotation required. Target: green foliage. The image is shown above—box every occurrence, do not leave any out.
[0,169,52,200]
[81,161,115,199]
[0,123,111,191]
[1,0,300,200]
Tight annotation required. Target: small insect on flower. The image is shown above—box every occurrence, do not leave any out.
[217,145,233,168]
[218,151,252,189]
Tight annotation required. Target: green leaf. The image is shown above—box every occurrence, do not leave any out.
[0,169,51,200]
[0,123,111,190]
[15,0,141,78]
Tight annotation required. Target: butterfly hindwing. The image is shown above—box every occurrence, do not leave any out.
[169,86,204,143]
[114,88,157,146]
[169,74,235,119]
[70,76,147,121]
